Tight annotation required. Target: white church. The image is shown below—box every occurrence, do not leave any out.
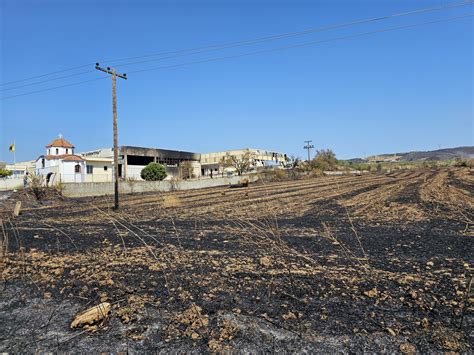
[35,136,87,184]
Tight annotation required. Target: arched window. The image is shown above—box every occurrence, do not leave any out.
[74,164,81,173]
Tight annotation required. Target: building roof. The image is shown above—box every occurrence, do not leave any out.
[83,157,113,162]
[43,154,84,162]
[46,137,75,148]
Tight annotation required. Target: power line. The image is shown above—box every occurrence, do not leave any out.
[1,0,472,87]
[1,13,472,101]
[0,70,95,92]
[0,77,107,100]
[0,64,93,87]
[109,0,474,69]
[127,14,474,74]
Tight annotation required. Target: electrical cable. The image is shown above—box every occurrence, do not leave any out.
[1,0,472,87]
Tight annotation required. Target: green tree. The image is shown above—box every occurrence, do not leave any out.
[0,169,12,178]
[310,149,338,171]
[222,151,256,176]
[141,162,167,181]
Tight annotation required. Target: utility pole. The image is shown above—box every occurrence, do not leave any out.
[95,63,127,209]
[304,140,314,161]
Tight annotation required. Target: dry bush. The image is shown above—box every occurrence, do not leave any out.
[260,169,288,182]
[29,173,45,200]
[309,168,324,178]
[24,173,63,201]
[169,176,181,192]
[454,158,474,168]
[162,195,182,208]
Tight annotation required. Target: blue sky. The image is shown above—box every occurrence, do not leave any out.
[0,0,472,162]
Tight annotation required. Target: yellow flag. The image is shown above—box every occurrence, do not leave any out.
[9,143,15,152]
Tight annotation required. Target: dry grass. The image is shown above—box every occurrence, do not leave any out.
[161,195,182,208]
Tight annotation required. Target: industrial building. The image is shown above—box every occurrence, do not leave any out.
[81,146,201,180]
[81,146,287,180]
[200,148,288,176]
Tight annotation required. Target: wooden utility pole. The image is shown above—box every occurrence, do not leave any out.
[95,63,127,209]
[303,140,314,161]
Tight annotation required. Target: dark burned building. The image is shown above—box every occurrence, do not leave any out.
[80,146,201,179]
[120,146,201,178]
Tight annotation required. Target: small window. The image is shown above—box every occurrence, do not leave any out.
[66,148,69,154]
[104,166,108,171]
[74,164,81,173]
[56,148,59,155]
[41,158,45,168]
[86,165,93,174]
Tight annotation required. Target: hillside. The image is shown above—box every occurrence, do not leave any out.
[365,146,474,162]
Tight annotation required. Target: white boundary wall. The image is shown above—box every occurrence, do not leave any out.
[62,175,258,197]
[0,178,24,191]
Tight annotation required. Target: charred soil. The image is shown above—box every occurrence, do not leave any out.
[0,167,472,352]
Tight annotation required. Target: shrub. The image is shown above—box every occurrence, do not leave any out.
[0,169,12,178]
[141,163,167,181]
[454,158,474,168]
[310,149,339,171]
[261,169,288,181]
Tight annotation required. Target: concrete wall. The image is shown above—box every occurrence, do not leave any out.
[0,178,24,191]
[62,174,258,198]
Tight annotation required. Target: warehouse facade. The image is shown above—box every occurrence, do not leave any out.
[80,146,201,180]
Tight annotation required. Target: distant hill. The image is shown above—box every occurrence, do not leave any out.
[347,146,474,163]
[394,146,474,161]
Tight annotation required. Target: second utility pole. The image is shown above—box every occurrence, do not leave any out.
[304,140,314,161]
[95,63,127,210]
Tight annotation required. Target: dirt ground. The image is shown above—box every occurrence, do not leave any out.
[0,167,473,352]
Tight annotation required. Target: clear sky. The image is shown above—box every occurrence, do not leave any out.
[0,0,472,162]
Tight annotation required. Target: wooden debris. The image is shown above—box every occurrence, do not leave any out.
[71,302,111,329]
[363,287,378,298]
[13,201,21,217]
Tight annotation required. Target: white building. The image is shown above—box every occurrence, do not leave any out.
[5,160,35,177]
[35,137,87,184]
[200,148,288,176]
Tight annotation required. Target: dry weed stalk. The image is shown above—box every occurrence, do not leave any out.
[230,173,321,300]
[92,197,208,329]
[0,218,8,262]
[333,176,369,267]
[320,222,359,263]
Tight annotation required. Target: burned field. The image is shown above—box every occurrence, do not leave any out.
[1,167,473,352]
